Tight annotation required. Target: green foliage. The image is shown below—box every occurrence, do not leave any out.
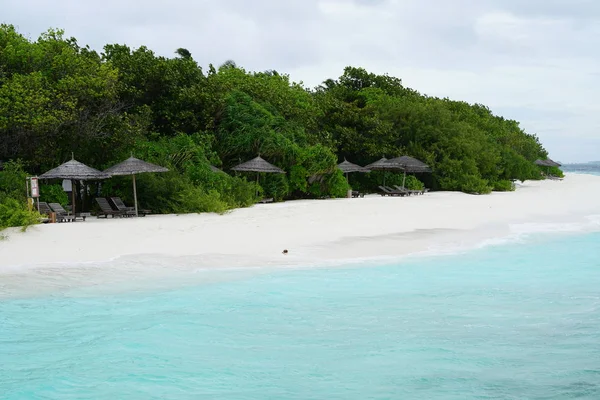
[547,166,564,178]
[0,160,27,202]
[0,198,41,231]
[1,24,558,220]
[40,184,69,206]
[316,170,349,198]
[0,161,40,230]
[492,179,515,192]
[403,176,424,190]
[171,187,229,214]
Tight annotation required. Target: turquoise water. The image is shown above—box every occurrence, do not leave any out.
[563,163,600,176]
[2,231,600,399]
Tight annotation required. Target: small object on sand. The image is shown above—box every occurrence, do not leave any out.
[282,249,288,255]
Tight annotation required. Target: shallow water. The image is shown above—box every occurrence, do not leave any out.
[2,230,600,399]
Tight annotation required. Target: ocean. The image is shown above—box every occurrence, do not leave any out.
[1,169,600,399]
[563,163,600,176]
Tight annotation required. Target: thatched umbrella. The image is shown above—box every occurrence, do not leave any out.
[365,157,403,186]
[535,158,562,177]
[386,156,431,189]
[337,158,370,187]
[40,157,110,215]
[232,156,285,197]
[535,159,561,168]
[104,156,168,216]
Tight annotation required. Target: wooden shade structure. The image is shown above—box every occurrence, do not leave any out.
[39,158,110,215]
[104,156,168,217]
[386,156,432,189]
[535,159,561,168]
[365,157,403,186]
[232,156,285,197]
[337,158,370,185]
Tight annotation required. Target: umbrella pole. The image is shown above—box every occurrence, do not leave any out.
[256,173,259,198]
[132,174,139,217]
[71,179,76,217]
[402,171,406,189]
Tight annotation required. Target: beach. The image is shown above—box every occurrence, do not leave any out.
[3,174,600,399]
[2,173,600,275]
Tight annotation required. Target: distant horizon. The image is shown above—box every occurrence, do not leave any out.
[562,160,600,165]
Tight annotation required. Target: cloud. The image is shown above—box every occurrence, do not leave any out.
[2,0,599,162]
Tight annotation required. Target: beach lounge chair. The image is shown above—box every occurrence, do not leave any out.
[38,202,53,216]
[352,190,364,198]
[109,197,139,217]
[35,201,51,223]
[392,185,413,196]
[95,197,124,218]
[393,185,421,196]
[48,203,75,222]
[384,186,408,196]
[259,198,274,204]
[378,186,405,197]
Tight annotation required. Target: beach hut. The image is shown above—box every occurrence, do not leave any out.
[232,155,285,198]
[39,157,110,215]
[386,156,432,189]
[104,156,169,217]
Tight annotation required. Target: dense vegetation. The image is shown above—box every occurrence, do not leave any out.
[0,25,554,229]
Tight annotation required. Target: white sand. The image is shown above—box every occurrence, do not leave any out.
[1,173,600,276]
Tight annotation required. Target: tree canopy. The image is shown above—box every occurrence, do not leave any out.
[0,24,552,227]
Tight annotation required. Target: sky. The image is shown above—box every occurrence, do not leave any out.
[3,0,599,162]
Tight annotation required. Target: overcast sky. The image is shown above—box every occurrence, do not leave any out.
[3,0,599,162]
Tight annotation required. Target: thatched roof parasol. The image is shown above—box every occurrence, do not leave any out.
[104,156,169,216]
[535,159,561,168]
[104,156,168,176]
[232,156,284,199]
[232,156,285,174]
[337,159,370,174]
[40,159,110,180]
[40,158,110,215]
[386,155,431,189]
[337,158,370,189]
[386,156,431,172]
[365,157,404,186]
[365,157,401,171]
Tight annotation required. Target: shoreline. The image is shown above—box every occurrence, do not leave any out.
[1,173,600,295]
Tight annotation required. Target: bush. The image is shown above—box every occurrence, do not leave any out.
[0,160,41,230]
[492,179,515,192]
[261,173,289,200]
[40,184,69,205]
[171,187,230,214]
[0,160,27,202]
[0,198,41,231]
[548,166,564,178]
[459,175,492,194]
[218,176,259,207]
[403,175,424,190]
